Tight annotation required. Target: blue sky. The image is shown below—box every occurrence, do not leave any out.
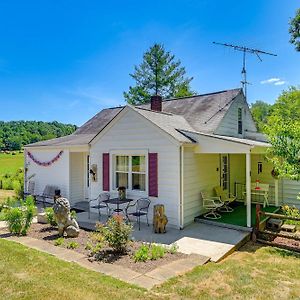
[0,0,299,125]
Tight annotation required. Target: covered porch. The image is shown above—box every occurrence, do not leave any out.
[182,131,276,228]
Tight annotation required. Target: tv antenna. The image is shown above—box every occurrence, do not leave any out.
[213,42,277,101]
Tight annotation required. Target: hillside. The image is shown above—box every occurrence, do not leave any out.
[0,121,77,151]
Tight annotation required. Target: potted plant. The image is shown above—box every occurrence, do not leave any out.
[118,186,126,200]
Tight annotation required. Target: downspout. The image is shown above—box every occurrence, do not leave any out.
[179,145,184,229]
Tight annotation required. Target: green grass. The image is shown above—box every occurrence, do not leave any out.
[0,152,24,175]
[199,202,279,227]
[0,240,300,299]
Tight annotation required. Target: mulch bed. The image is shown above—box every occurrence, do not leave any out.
[27,223,188,273]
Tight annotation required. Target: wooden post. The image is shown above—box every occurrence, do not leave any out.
[252,203,261,242]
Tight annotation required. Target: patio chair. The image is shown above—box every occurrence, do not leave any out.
[24,181,35,198]
[201,191,224,220]
[125,198,151,230]
[214,186,236,212]
[36,185,59,207]
[88,192,110,220]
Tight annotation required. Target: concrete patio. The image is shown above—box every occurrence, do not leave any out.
[77,211,250,262]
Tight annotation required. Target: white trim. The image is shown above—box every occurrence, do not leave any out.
[109,149,149,197]
[246,152,251,227]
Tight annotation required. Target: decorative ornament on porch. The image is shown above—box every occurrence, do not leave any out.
[271,169,279,179]
[153,204,168,233]
[53,196,80,238]
[90,164,97,182]
[118,186,126,200]
[26,150,64,167]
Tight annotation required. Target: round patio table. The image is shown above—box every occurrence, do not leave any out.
[104,198,133,215]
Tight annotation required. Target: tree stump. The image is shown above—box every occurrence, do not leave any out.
[153,204,168,233]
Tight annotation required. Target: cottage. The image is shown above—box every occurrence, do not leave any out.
[24,88,300,228]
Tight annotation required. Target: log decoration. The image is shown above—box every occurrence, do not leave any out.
[153,204,168,234]
[27,150,64,167]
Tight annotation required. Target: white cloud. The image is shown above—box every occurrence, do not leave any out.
[260,78,280,84]
[260,77,287,86]
[274,81,286,86]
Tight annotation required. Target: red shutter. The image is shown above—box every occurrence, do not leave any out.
[102,153,110,191]
[148,153,158,197]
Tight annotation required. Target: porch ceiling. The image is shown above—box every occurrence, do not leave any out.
[180,130,270,154]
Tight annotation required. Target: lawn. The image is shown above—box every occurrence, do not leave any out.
[0,152,24,175]
[0,239,300,300]
[0,189,15,204]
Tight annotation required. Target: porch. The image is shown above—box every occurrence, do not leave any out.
[195,202,279,229]
[76,210,250,262]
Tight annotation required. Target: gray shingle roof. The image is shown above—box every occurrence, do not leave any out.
[25,88,242,147]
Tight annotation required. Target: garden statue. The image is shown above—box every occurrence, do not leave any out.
[153,204,168,233]
[53,196,80,238]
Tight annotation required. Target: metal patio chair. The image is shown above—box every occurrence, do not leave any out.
[201,191,224,220]
[88,192,110,220]
[214,186,236,212]
[125,197,151,230]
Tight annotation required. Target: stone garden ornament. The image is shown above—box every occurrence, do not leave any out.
[53,197,80,238]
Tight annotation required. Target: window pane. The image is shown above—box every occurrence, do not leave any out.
[132,173,145,191]
[116,172,128,188]
[116,156,129,172]
[132,156,145,172]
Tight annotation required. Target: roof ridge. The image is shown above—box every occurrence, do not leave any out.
[133,106,174,116]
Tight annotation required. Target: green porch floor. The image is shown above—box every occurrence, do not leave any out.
[197,202,279,227]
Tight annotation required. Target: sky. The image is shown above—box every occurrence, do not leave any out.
[0,0,299,126]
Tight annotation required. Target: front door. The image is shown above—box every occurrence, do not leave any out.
[220,154,230,191]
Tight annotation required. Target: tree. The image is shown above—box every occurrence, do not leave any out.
[289,8,300,51]
[265,87,300,180]
[250,100,273,131]
[124,43,195,105]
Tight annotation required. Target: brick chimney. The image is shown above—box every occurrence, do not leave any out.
[150,95,162,112]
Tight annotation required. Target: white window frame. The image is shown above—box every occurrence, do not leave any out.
[109,150,148,196]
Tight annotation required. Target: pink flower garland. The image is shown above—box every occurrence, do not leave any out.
[27,150,64,167]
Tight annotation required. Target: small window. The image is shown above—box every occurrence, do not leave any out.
[238,108,243,134]
[114,155,146,191]
[258,162,263,174]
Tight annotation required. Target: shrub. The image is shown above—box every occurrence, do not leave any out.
[168,243,179,254]
[66,241,79,249]
[133,244,150,262]
[150,244,166,260]
[5,196,36,235]
[70,210,77,220]
[281,205,300,226]
[45,207,57,226]
[54,237,64,246]
[96,215,132,253]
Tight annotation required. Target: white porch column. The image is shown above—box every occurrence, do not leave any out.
[246,152,251,227]
[274,179,279,206]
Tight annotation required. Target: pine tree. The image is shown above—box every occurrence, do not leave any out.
[124,43,195,105]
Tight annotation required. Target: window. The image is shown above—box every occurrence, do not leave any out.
[238,108,243,134]
[258,162,263,174]
[114,155,146,191]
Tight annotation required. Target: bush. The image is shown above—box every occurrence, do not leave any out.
[150,244,166,260]
[168,243,178,254]
[5,196,36,235]
[96,215,132,253]
[45,207,57,226]
[133,244,150,262]
[66,241,79,249]
[281,205,300,226]
[70,210,77,220]
[54,237,64,246]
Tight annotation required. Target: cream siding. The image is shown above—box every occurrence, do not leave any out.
[25,149,70,198]
[90,109,181,228]
[229,154,246,198]
[69,152,85,205]
[215,93,257,138]
[183,150,220,226]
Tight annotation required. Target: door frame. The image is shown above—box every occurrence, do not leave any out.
[219,154,230,192]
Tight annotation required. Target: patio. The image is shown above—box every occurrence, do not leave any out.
[195,202,279,228]
[76,211,250,262]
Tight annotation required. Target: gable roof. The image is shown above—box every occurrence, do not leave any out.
[25,88,243,147]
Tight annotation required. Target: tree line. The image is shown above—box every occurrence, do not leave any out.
[0,121,77,151]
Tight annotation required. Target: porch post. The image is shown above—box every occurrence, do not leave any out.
[246,152,251,227]
[274,179,279,206]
